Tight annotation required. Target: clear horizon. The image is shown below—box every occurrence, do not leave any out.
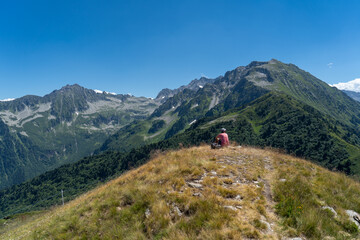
[1,0,360,99]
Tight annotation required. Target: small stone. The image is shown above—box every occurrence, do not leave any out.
[224,205,237,211]
[174,206,182,216]
[322,206,337,217]
[235,195,242,200]
[279,179,286,182]
[145,208,151,218]
[260,220,272,231]
[210,171,217,175]
[193,192,202,197]
[116,207,122,211]
[187,182,203,188]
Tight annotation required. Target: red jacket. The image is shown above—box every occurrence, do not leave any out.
[216,133,229,146]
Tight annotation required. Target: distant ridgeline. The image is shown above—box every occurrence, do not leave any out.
[0,84,160,190]
[1,59,360,217]
[343,90,360,102]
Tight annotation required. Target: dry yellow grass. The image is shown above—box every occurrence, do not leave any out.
[2,145,360,239]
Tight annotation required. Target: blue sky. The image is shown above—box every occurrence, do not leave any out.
[1,0,360,99]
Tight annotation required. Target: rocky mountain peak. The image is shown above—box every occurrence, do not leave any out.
[48,84,93,97]
[246,60,269,68]
[268,58,281,64]
[58,83,84,92]
[155,76,217,101]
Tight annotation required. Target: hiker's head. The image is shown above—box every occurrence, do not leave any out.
[221,128,226,133]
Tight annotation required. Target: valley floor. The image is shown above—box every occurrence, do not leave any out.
[1,145,360,239]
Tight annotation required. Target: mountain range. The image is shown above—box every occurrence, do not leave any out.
[0,85,160,190]
[1,59,360,220]
[99,59,360,164]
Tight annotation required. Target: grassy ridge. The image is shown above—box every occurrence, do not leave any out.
[2,146,360,239]
[272,151,360,238]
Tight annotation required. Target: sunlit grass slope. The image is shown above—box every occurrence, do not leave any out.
[2,146,360,239]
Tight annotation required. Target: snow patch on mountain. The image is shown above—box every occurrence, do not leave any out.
[189,119,197,125]
[94,89,117,95]
[0,98,16,102]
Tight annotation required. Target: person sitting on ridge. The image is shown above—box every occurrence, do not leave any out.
[216,128,230,147]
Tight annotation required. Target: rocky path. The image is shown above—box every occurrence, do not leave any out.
[183,146,280,239]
